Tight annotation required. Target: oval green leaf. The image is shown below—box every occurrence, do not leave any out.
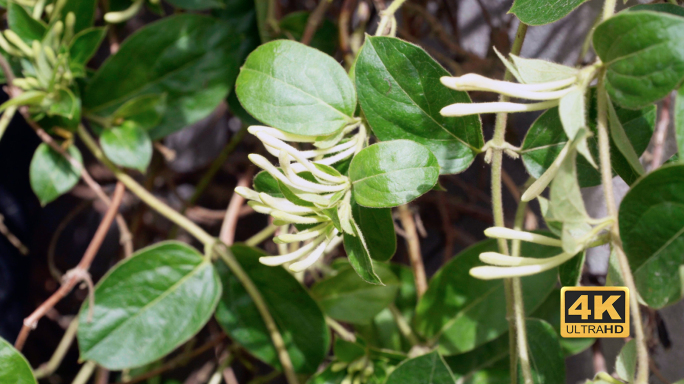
[214,244,329,374]
[8,2,46,43]
[619,164,684,308]
[101,121,153,173]
[77,241,221,370]
[414,238,558,355]
[523,319,566,384]
[311,263,400,324]
[84,14,245,139]
[593,11,684,109]
[355,36,483,174]
[236,40,356,136]
[69,27,107,76]
[509,0,588,26]
[29,143,82,206]
[349,140,440,208]
[0,337,37,384]
[353,201,396,261]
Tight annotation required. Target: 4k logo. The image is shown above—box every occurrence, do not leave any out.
[560,287,629,338]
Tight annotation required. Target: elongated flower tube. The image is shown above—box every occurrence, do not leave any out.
[259,236,326,266]
[471,251,576,280]
[483,227,562,247]
[441,74,576,100]
[441,100,559,117]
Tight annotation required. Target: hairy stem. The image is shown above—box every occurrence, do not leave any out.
[72,361,97,384]
[491,21,531,384]
[375,0,408,36]
[76,125,299,384]
[511,194,532,384]
[596,76,648,384]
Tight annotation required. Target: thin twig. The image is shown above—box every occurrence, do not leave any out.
[397,204,427,299]
[34,318,79,379]
[326,317,356,342]
[118,335,227,384]
[0,213,28,255]
[339,0,358,67]
[651,94,671,171]
[220,171,254,245]
[14,183,126,351]
[301,0,333,45]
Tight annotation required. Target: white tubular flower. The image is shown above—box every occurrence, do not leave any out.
[289,230,338,272]
[270,210,329,224]
[259,236,326,266]
[274,222,330,244]
[248,125,320,143]
[258,193,319,215]
[483,227,562,247]
[470,251,575,280]
[441,74,576,100]
[440,100,559,117]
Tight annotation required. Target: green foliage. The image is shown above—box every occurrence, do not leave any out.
[355,36,482,174]
[593,11,684,109]
[0,338,37,384]
[29,143,82,205]
[77,242,221,369]
[676,85,684,159]
[236,40,357,136]
[509,0,588,25]
[619,164,684,308]
[385,351,456,384]
[524,319,566,384]
[311,263,400,324]
[349,140,440,208]
[100,121,152,172]
[616,340,637,383]
[84,14,244,139]
[8,3,46,43]
[215,245,329,373]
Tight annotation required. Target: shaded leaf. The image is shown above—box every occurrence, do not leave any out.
[524,319,566,384]
[8,3,46,43]
[100,121,153,172]
[0,337,37,384]
[509,0,588,26]
[77,242,221,369]
[352,200,396,261]
[69,27,107,76]
[215,244,329,373]
[616,340,636,383]
[385,351,456,384]
[29,143,82,205]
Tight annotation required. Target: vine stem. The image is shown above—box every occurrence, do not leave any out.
[375,0,408,36]
[490,21,532,384]
[76,125,299,384]
[596,76,649,384]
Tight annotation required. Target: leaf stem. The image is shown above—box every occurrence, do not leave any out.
[596,76,648,384]
[76,124,300,384]
[491,21,531,384]
[326,317,356,342]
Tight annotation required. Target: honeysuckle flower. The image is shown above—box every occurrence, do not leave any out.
[483,227,562,247]
[439,73,579,117]
[470,251,575,280]
[236,122,367,272]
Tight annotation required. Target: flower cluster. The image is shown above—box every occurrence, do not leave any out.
[235,123,366,271]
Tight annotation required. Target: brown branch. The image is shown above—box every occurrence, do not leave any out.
[302,0,333,45]
[14,182,126,351]
[651,93,671,171]
[398,204,427,298]
[219,171,254,245]
[117,334,227,384]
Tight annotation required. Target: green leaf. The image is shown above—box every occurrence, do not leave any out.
[84,14,245,139]
[69,27,107,76]
[349,140,440,208]
[311,263,400,324]
[8,2,46,43]
[607,96,645,176]
[306,364,347,384]
[414,238,558,355]
[352,200,396,261]
[334,338,366,362]
[559,251,585,287]
[616,340,637,383]
[444,336,509,379]
[47,88,80,120]
[110,94,166,130]
[253,170,284,198]
[355,36,483,174]
[343,220,382,285]
[279,11,337,56]
[520,94,655,187]
[385,351,456,384]
[509,0,588,26]
[524,319,566,384]
[166,0,225,10]
[100,121,153,172]
[29,143,82,205]
[618,163,684,308]
[628,3,684,17]
[559,88,595,167]
[676,85,684,158]
[214,244,329,373]
[530,288,594,356]
[62,0,97,33]
[593,11,684,109]
[236,40,356,136]
[77,241,221,370]
[0,337,37,384]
